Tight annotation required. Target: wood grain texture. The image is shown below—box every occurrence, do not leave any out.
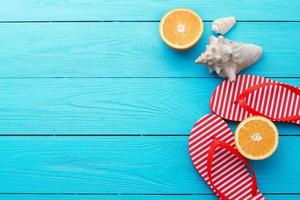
[1,22,300,78]
[0,1,299,21]
[1,78,299,135]
[0,136,299,194]
[1,1,300,199]
[1,194,299,200]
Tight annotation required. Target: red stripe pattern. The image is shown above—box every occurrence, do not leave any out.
[210,75,300,124]
[189,114,265,200]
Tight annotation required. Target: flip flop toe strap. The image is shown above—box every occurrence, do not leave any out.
[235,82,300,122]
[206,139,258,200]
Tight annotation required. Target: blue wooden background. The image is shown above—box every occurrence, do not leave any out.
[0,1,299,199]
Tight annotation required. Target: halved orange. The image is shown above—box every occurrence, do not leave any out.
[235,116,279,160]
[159,8,204,50]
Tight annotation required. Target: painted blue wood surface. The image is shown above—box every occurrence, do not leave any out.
[2,195,300,200]
[0,22,300,78]
[0,0,299,21]
[1,195,299,200]
[0,136,299,194]
[1,78,299,135]
[0,0,299,199]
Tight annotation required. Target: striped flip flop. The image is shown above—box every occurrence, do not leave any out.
[189,114,265,200]
[210,74,300,124]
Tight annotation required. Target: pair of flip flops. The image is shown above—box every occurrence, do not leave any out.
[188,75,300,200]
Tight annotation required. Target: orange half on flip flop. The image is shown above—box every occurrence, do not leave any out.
[189,114,265,200]
[210,74,300,124]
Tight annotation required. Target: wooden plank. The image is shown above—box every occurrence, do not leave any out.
[0,22,300,78]
[1,78,299,135]
[0,136,299,193]
[1,194,299,200]
[0,1,299,21]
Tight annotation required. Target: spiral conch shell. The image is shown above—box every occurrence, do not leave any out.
[195,36,263,81]
[212,16,236,35]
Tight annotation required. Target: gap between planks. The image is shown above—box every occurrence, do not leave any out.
[0,20,300,23]
[0,134,298,136]
[0,77,300,79]
[1,192,300,195]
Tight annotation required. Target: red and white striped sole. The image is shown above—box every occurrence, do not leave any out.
[210,74,300,124]
[189,114,265,200]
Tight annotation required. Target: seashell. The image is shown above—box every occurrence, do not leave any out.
[212,16,236,35]
[195,36,262,81]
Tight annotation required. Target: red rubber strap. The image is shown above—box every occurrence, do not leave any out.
[235,82,300,122]
[206,139,258,200]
